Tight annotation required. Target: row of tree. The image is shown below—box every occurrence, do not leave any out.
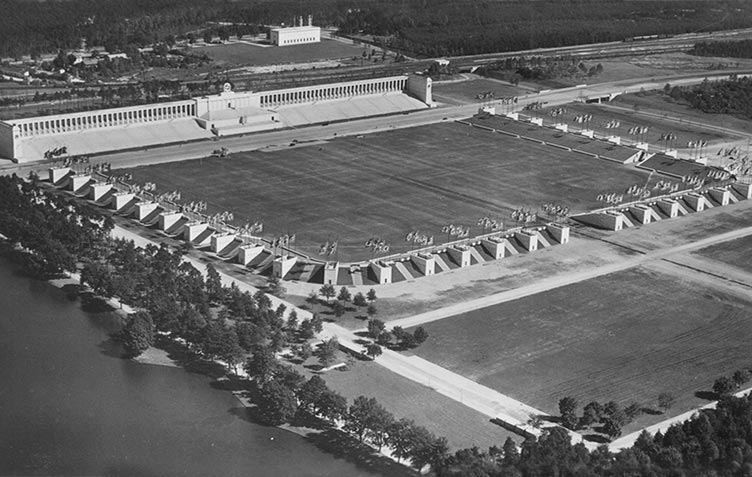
[0,173,113,277]
[248,354,449,471]
[667,76,752,120]
[691,39,752,59]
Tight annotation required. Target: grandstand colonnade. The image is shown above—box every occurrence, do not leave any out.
[259,76,408,108]
[0,74,430,162]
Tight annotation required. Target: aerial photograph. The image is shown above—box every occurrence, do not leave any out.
[3,0,752,475]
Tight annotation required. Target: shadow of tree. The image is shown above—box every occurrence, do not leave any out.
[304,429,418,476]
[695,390,718,401]
[583,433,611,444]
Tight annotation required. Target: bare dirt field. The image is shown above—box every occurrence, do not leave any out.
[122,120,652,261]
[694,234,752,275]
[192,39,370,66]
[411,264,752,434]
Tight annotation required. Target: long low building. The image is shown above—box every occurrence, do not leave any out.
[0,74,434,162]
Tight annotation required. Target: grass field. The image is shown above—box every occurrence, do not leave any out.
[613,91,752,137]
[432,78,526,105]
[539,101,737,154]
[411,265,752,433]
[293,356,518,451]
[192,39,370,66]
[123,121,652,261]
[695,234,752,275]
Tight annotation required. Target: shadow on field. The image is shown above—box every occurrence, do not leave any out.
[695,390,718,401]
[583,433,611,444]
[304,429,418,477]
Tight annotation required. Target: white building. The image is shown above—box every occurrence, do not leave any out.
[271,15,321,46]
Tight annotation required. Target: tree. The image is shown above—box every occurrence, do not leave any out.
[306,290,319,306]
[299,375,329,414]
[315,338,339,367]
[732,369,750,387]
[337,286,351,305]
[713,376,737,397]
[286,310,298,331]
[244,345,278,384]
[319,284,336,302]
[366,303,377,319]
[120,310,154,357]
[365,343,382,360]
[345,396,379,442]
[376,330,392,346]
[580,401,603,428]
[205,263,223,303]
[413,326,429,345]
[624,401,642,421]
[299,318,315,340]
[657,392,676,413]
[558,396,578,430]
[257,380,297,425]
[367,319,385,339]
[317,389,348,423]
[366,288,377,303]
[386,418,414,463]
[353,292,367,308]
[332,301,346,318]
[310,314,323,333]
[267,274,285,297]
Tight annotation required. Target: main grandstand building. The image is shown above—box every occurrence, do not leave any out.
[0,74,433,162]
[270,15,321,46]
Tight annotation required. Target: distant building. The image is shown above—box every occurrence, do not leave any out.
[270,15,321,46]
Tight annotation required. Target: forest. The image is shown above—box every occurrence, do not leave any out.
[668,76,752,120]
[691,39,752,59]
[3,0,752,59]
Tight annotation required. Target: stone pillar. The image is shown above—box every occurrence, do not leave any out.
[515,231,539,251]
[607,136,621,145]
[547,224,570,244]
[482,237,506,259]
[370,261,392,285]
[323,262,338,285]
[183,221,210,242]
[238,244,265,265]
[411,253,435,276]
[447,246,472,267]
[554,123,568,132]
[69,174,91,192]
[709,187,731,206]
[89,183,113,201]
[273,255,297,279]
[211,233,236,253]
[732,182,752,199]
[530,117,543,126]
[580,129,594,138]
[112,191,135,211]
[658,199,679,218]
[135,201,159,221]
[49,167,72,184]
[684,193,707,212]
[158,211,183,231]
[629,204,652,225]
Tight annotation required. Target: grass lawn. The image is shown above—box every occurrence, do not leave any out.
[432,78,526,105]
[539,101,736,152]
[290,353,519,451]
[613,91,752,137]
[695,234,752,275]
[192,39,370,66]
[410,265,752,434]
[123,121,651,261]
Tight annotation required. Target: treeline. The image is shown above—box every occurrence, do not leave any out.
[5,0,752,60]
[478,57,603,84]
[667,76,752,119]
[691,39,752,59]
[342,0,752,57]
[0,173,112,277]
[437,395,752,476]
